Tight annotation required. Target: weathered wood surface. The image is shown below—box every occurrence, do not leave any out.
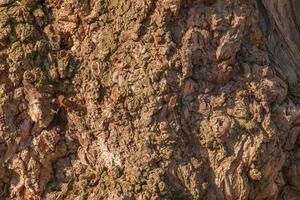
[261,0,300,86]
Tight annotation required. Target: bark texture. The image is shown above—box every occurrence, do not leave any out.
[0,0,300,199]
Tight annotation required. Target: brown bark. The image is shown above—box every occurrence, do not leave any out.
[0,0,300,199]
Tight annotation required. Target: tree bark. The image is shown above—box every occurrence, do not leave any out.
[0,0,300,199]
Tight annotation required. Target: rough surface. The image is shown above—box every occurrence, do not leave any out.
[0,0,300,199]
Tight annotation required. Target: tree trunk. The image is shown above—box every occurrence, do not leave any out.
[0,0,300,199]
